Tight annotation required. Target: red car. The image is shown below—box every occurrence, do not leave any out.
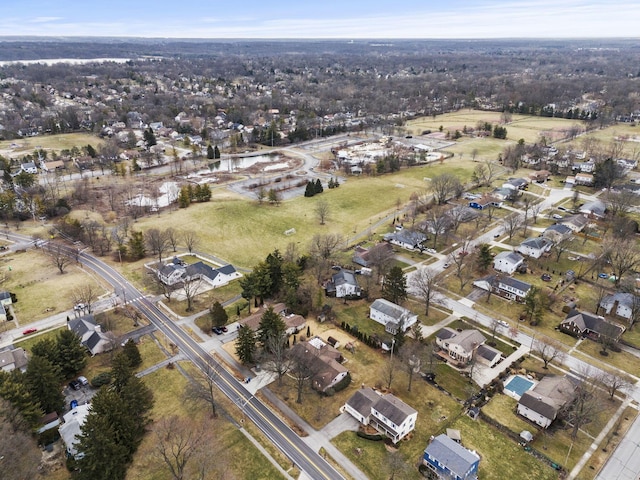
[22,328,38,335]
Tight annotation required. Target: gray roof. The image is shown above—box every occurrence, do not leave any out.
[217,264,237,275]
[545,224,572,235]
[519,375,576,420]
[185,261,219,281]
[383,230,426,247]
[601,292,635,309]
[424,434,479,479]
[345,387,380,418]
[0,291,11,302]
[520,237,552,250]
[0,347,28,371]
[370,298,412,321]
[373,394,417,426]
[562,309,624,338]
[476,344,501,362]
[560,215,588,228]
[68,315,97,338]
[436,327,457,340]
[332,269,358,287]
[580,200,606,216]
[498,276,532,294]
[494,251,523,265]
[448,329,486,353]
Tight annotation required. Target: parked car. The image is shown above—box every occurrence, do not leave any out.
[212,327,224,335]
[68,379,82,391]
[426,248,437,254]
[598,273,609,279]
[73,303,86,311]
[22,328,38,335]
[493,232,501,238]
[0,246,7,251]
[552,214,563,220]
[331,265,342,271]
[541,273,552,282]
[498,320,509,328]
[221,326,228,333]
[77,376,89,386]
[443,263,450,269]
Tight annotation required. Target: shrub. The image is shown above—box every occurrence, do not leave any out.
[356,430,385,441]
[332,372,352,393]
[91,371,112,387]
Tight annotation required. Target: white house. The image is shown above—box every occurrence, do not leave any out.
[325,270,362,298]
[0,291,12,322]
[369,298,418,334]
[560,215,589,233]
[543,224,573,243]
[517,237,552,259]
[493,251,524,275]
[157,258,241,287]
[20,162,38,174]
[383,230,427,251]
[517,376,576,428]
[600,292,637,321]
[473,275,532,303]
[59,403,91,458]
[344,387,418,444]
[580,200,606,219]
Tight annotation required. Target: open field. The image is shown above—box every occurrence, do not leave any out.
[0,133,104,158]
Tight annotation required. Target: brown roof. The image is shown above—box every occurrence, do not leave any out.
[239,303,287,331]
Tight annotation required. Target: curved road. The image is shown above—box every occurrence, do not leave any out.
[6,232,343,480]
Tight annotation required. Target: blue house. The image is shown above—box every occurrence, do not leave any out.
[423,434,480,480]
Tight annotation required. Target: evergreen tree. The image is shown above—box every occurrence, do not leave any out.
[143,127,157,147]
[24,356,63,414]
[265,250,284,295]
[239,272,258,313]
[86,144,97,158]
[476,243,494,272]
[76,412,129,480]
[127,231,146,260]
[206,144,215,159]
[210,301,228,327]
[0,372,42,428]
[382,266,408,305]
[111,352,134,393]
[177,186,191,208]
[304,181,315,197]
[56,329,87,378]
[31,338,59,366]
[235,325,257,364]
[314,179,323,194]
[213,145,221,159]
[122,339,142,369]
[258,306,287,349]
[131,158,141,172]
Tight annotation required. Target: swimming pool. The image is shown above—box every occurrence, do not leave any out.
[504,375,534,398]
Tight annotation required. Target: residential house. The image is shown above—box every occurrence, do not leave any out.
[560,309,625,341]
[491,187,517,201]
[157,258,240,287]
[20,162,38,174]
[68,315,114,356]
[579,200,606,219]
[476,344,503,368]
[435,328,486,366]
[493,251,524,275]
[574,173,594,186]
[369,298,418,334]
[383,229,427,251]
[502,178,528,190]
[352,243,393,268]
[40,160,65,172]
[517,375,577,428]
[238,303,306,336]
[529,170,551,183]
[600,292,638,321]
[59,403,91,458]
[517,237,552,259]
[543,224,573,243]
[344,386,418,444]
[324,270,362,298]
[293,337,348,393]
[468,194,503,210]
[473,275,532,302]
[422,434,480,480]
[0,291,12,322]
[0,347,28,372]
[560,214,589,233]
[574,161,595,173]
[37,411,61,434]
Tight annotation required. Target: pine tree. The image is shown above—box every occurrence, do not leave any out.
[213,145,221,159]
[0,373,43,428]
[210,301,228,328]
[206,144,215,159]
[31,338,59,366]
[304,181,315,197]
[178,186,191,208]
[314,179,323,194]
[76,412,129,480]
[56,329,87,378]
[24,356,63,414]
[122,339,142,369]
[382,266,408,305]
[476,243,494,272]
[236,325,257,364]
[127,231,146,260]
[258,306,287,349]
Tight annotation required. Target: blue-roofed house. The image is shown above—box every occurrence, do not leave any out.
[422,434,480,480]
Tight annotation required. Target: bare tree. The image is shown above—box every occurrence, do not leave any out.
[430,172,461,205]
[309,233,343,281]
[471,160,499,187]
[182,230,200,254]
[260,333,291,386]
[314,199,330,225]
[182,276,204,312]
[409,267,440,315]
[423,206,451,249]
[381,352,400,390]
[289,343,322,404]
[448,238,473,292]
[165,227,179,253]
[386,450,409,480]
[603,190,635,218]
[71,285,98,314]
[366,242,395,283]
[603,237,640,287]
[153,274,178,303]
[502,213,524,242]
[599,370,633,401]
[185,363,220,419]
[399,341,424,392]
[530,201,542,224]
[154,415,213,480]
[552,236,574,263]
[534,339,566,369]
[564,368,602,440]
[0,399,41,480]
[48,242,72,274]
[145,228,170,264]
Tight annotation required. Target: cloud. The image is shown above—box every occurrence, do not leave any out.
[30,16,63,24]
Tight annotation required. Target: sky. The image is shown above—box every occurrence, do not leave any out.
[0,0,638,39]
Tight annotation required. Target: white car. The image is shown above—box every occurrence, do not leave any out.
[552,214,563,220]
[442,263,450,269]
[498,320,509,328]
[426,248,437,254]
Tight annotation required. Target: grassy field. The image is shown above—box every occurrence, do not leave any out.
[0,133,104,157]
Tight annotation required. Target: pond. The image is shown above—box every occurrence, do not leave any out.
[209,154,282,172]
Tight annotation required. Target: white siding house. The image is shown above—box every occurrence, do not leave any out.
[517,237,552,259]
[493,251,524,275]
[369,298,418,334]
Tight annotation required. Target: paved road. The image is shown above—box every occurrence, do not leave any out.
[4,232,344,480]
